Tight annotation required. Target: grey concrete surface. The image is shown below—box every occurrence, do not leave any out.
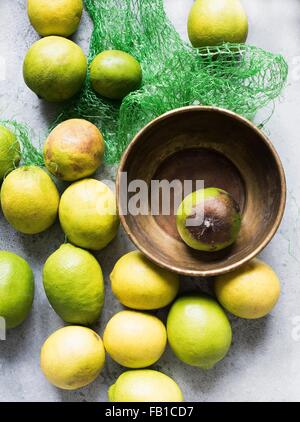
[0,0,299,402]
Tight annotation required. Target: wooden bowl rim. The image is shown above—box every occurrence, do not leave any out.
[116,106,287,277]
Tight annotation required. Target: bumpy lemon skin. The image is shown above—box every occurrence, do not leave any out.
[0,166,60,235]
[43,244,105,325]
[103,310,167,369]
[110,250,179,310]
[44,119,105,182]
[214,259,281,319]
[188,0,248,48]
[108,370,184,402]
[59,179,119,251]
[90,50,142,100]
[23,36,87,102]
[27,0,83,37]
[40,326,105,390]
[167,294,232,369]
[0,251,34,329]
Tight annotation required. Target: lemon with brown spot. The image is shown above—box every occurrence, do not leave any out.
[214,258,281,319]
[103,310,167,368]
[40,326,105,390]
[44,119,105,181]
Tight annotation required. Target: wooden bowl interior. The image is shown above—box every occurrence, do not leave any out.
[118,108,284,276]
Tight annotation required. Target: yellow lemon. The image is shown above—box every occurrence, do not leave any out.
[188,0,248,47]
[103,310,167,368]
[40,326,105,390]
[110,251,179,310]
[214,258,281,319]
[28,0,83,37]
[59,179,119,250]
[109,370,184,402]
[0,166,60,234]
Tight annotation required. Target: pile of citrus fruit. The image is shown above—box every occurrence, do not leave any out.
[0,0,282,402]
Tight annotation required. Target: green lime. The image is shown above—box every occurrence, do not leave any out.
[109,370,184,402]
[188,0,248,47]
[0,166,60,234]
[23,36,87,102]
[167,294,232,369]
[43,243,105,325]
[28,0,83,37]
[0,125,20,181]
[0,251,34,329]
[90,50,142,99]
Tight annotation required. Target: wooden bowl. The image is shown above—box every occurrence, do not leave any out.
[116,106,286,277]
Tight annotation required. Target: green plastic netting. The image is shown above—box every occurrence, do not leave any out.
[0,119,44,167]
[52,0,288,164]
[4,0,289,165]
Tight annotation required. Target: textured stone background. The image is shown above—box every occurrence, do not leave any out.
[0,0,300,402]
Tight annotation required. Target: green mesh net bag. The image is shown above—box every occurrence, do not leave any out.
[52,0,288,164]
[6,0,289,165]
[0,119,44,167]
